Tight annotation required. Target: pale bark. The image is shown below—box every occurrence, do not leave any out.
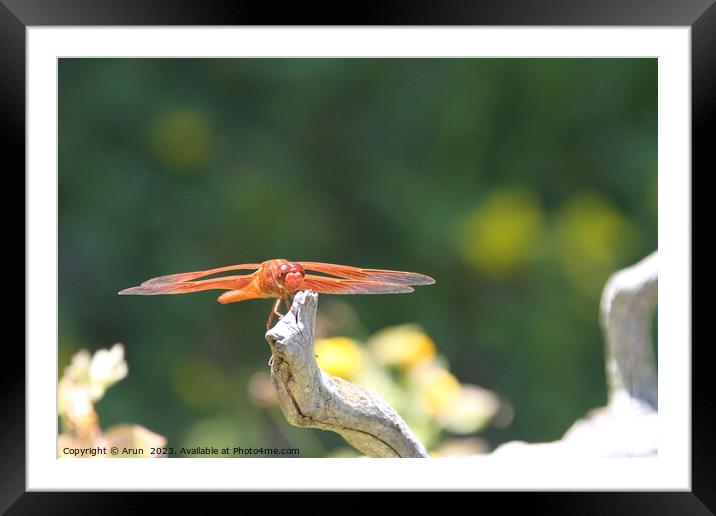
[601,251,658,410]
[265,290,430,458]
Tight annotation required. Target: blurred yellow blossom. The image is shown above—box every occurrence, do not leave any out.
[58,343,127,420]
[58,344,166,458]
[87,344,128,399]
[436,384,500,434]
[456,187,544,278]
[315,337,364,380]
[368,324,436,369]
[62,349,92,383]
[415,365,462,417]
[553,193,637,296]
[58,383,98,439]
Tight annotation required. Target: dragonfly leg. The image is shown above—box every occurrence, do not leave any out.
[273,297,284,318]
[266,298,284,329]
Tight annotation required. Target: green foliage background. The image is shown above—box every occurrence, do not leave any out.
[59,58,657,456]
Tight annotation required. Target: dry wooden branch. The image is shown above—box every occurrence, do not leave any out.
[601,251,658,410]
[265,290,430,458]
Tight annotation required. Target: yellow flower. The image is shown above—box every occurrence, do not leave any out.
[57,345,166,458]
[436,384,500,434]
[58,381,99,438]
[63,349,92,384]
[58,344,128,408]
[314,337,364,380]
[553,193,637,296]
[417,366,461,417]
[88,343,128,400]
[456,188,544,278]
[368,325,436,369]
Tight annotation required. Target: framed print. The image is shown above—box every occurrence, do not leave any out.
[7,0,711,511]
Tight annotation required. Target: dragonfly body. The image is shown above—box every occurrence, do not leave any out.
[119,259,435,328]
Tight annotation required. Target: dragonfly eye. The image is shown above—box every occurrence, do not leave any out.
[283,263,305,290]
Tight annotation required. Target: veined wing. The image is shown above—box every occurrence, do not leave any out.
[140,263,262,286]
[119,273,257,296]
[302,274,414,295]
[298,262,435,286]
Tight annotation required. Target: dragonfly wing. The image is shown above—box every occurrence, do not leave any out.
[302,274,414,295]
[298,262,434,286]
[141,263,262,286]
[119,274,256,296]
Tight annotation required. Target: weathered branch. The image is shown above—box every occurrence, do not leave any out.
[600,251,658,410]
[265,290,430,458]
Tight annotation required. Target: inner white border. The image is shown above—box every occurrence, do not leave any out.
[27,27,691,491]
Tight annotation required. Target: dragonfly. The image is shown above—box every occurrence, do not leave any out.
[119,259,435,329]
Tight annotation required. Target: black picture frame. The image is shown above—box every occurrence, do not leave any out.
[6,0,711,512]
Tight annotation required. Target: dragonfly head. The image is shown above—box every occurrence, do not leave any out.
[278,262,305,291]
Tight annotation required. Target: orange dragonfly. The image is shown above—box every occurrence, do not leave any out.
[119,259,435,329]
